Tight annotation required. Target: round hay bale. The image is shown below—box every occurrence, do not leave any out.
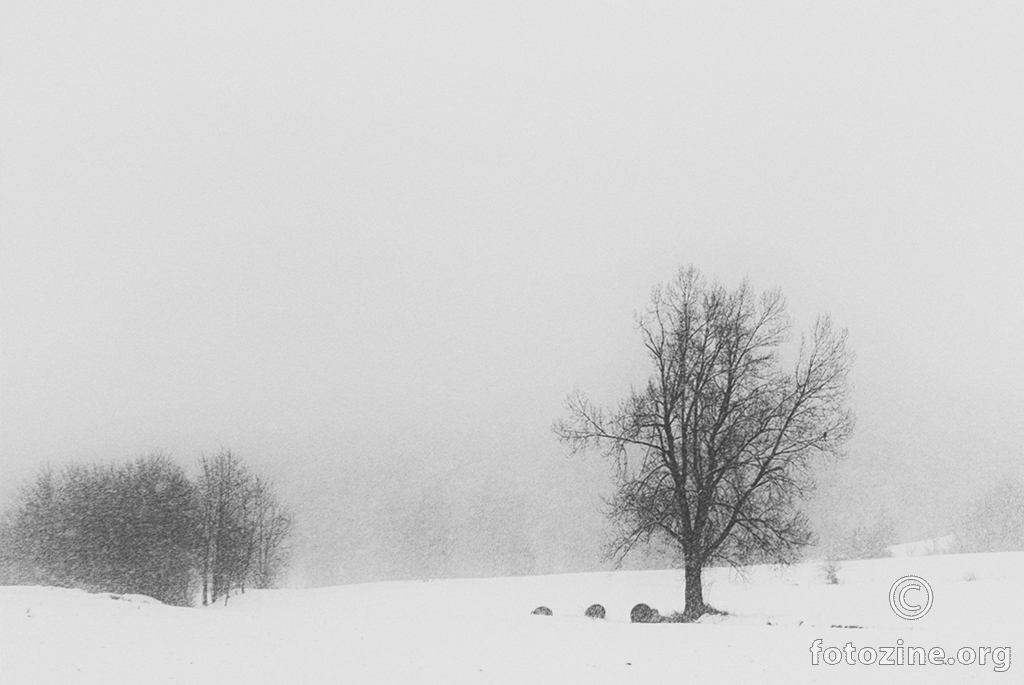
[584,604,606,619]
[531,606,553,616]
[630,603,656,623]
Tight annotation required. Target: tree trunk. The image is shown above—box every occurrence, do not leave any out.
[201,556,209,606]
[683,556,706,620]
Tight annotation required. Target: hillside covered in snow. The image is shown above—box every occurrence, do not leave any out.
[1,551,1019,684]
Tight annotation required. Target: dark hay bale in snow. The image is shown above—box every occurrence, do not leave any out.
[585,604,606,619]
[532,606,553,616]
[630,603,657,623]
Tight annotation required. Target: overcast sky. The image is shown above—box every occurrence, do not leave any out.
[2,2,1022,580]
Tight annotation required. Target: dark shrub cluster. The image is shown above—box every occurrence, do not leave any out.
[0,451,292,606]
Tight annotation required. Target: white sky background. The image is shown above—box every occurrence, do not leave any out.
[2,2,1022,580]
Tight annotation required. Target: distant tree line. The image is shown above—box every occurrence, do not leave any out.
[954,480,1024,554]
[0,450,292,606]
[299,470,542,587]
[825,509,895,562]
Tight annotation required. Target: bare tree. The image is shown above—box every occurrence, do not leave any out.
[196,450,245,605]
[196,450,294,604]
[554,266,854,619]
[246,474,294,590]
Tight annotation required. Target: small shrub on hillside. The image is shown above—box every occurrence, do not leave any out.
[821,559,842,585]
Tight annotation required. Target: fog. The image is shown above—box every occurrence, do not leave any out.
[2,2,1021,585]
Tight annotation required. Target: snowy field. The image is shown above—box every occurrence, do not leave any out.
[2,552,1020,684]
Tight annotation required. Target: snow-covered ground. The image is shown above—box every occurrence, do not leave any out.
[2,552,1020,684]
